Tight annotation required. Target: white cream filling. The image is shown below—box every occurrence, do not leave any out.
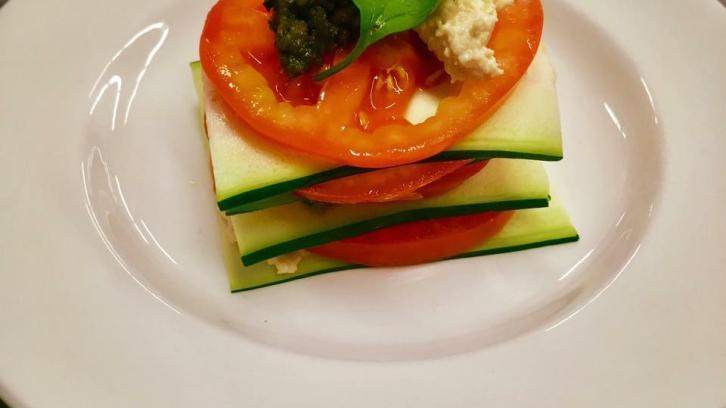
[416,0,513,82]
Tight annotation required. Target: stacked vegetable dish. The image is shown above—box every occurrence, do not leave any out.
[191,0,579,291]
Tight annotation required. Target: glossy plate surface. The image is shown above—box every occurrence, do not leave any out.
[1,0,725,406]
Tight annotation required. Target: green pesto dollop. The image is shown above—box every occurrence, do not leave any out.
[263,0,360,77]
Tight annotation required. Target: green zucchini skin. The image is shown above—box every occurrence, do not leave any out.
[219,152,561,215]
[191,53,579,293]
[191,49,564,213]
[230,238,579,293]
[241,198,549,265]
[225,203,579,292]
[219,166,370,213]
[225,193,299,215]
[230,157,551,265]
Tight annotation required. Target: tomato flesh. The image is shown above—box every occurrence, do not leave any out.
[418,160,489,198]
[200,0,543,168]
[295,160,470,204]
[310,211,514,266]
[296,160,488,204]
[356,33,443,130]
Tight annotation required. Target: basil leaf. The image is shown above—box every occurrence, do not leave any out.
[313,0,441,81]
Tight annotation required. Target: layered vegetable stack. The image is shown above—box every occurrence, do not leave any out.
[192,0,579,291]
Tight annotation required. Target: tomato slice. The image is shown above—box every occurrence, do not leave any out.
[418,160,489,198]
[200,0,543,168]
[295,160,471,204]
[310,211,514,266]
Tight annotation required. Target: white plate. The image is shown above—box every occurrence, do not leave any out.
[1,0,725,406]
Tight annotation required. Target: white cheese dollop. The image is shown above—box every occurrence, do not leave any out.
[416,0,513,82]
[266,250,307,275]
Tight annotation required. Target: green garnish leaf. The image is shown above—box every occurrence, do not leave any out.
[313,0,441,81]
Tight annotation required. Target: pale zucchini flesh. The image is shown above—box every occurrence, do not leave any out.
[231,158,550,265]
[191,50,563,212]
[192,54,578,293]
[225,203,579,292]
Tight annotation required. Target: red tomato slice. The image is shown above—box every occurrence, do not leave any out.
[200,0,543,168]
[418,160,489,198]
[310,211,514,266]
[295,160,472,204]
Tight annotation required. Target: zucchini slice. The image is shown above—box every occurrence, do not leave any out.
[224,202,579,292]
[191,50,563,213]
[230,158,550,265]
